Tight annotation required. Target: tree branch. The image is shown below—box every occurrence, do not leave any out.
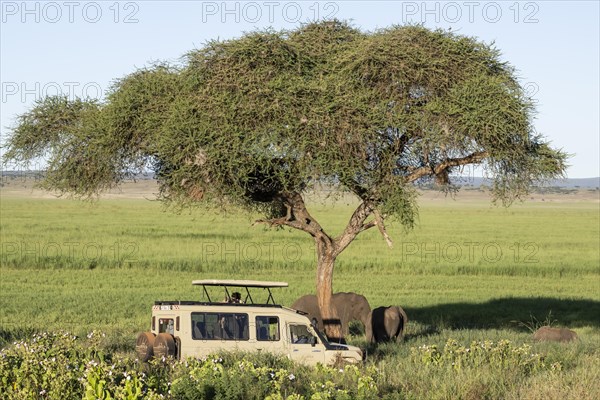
[334,201,374,256]
[253,192,328,239]
[359,220,377,232]
[373,210,393,248]
[405,151,489,182]
[253,216,294,229]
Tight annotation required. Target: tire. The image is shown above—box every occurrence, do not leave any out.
[136,331,156,362]
[153,332,177,359]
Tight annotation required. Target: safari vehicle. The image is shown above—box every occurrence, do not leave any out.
[136,279,363,366]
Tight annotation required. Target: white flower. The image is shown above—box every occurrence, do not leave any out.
[288,373,295,381]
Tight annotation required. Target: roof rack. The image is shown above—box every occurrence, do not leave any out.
[192,280,288,288]
[192,279,288,305]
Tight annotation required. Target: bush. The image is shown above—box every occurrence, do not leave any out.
[1,332,577,399]
[0,331,169,400]
[410,338,561,374]
[169,355,379,400]
[0,332,379,399]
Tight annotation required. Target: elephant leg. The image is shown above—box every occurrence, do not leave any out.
[366,311,374,343]
[395,329,403,342]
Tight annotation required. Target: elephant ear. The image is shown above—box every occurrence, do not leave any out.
[344,293,369,314]
[396,306,408,341]
[398,306,408,325]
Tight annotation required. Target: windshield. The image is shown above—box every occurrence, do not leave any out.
[312,327,348,350]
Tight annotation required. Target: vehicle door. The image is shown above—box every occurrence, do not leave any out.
[286,323,324,364]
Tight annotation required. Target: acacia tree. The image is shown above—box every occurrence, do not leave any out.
[3,21,566,340]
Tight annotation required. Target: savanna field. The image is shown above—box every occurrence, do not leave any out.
[1,179,599,399]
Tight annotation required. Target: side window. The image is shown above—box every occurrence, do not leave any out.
[289,324,314,344]
[223,313,249,341]
[158,318,174,335]
[191,313,207,339]
[191,312,248,341]
[256,316,280,341]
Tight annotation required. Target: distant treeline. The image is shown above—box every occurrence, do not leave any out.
[2,170,598,189]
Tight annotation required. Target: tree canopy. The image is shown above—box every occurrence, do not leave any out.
[5,21,566,211]
[3,21,567,339]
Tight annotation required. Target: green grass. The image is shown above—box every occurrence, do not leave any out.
[1,190,599,398]
[1,196,598,275]
[1,194,598,334]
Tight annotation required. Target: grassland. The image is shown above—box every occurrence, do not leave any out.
[1,179,599,398]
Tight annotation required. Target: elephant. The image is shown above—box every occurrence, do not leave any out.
[291,292,371,337]
[533,326,578,342]
[366,306,408,343]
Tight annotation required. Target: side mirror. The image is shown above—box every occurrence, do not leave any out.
[310,336,317,347]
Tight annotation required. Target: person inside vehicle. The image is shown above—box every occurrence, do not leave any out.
[230,292,242,303]
[294,335,309,344]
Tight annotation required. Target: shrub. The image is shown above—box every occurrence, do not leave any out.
[0,332,380,399]
[410,338,561,375]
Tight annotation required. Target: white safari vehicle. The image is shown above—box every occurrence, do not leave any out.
[136,279,363,366]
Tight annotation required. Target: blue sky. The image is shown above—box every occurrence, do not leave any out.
[1,1,598,178]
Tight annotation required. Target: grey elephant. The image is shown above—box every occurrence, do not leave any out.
[366,306,408,343]
[291,292,371,337]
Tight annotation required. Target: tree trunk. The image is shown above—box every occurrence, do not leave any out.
[255,192,377,342]
[315,237,343,342]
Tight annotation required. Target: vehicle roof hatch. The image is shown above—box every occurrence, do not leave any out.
[192,279,288,305]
